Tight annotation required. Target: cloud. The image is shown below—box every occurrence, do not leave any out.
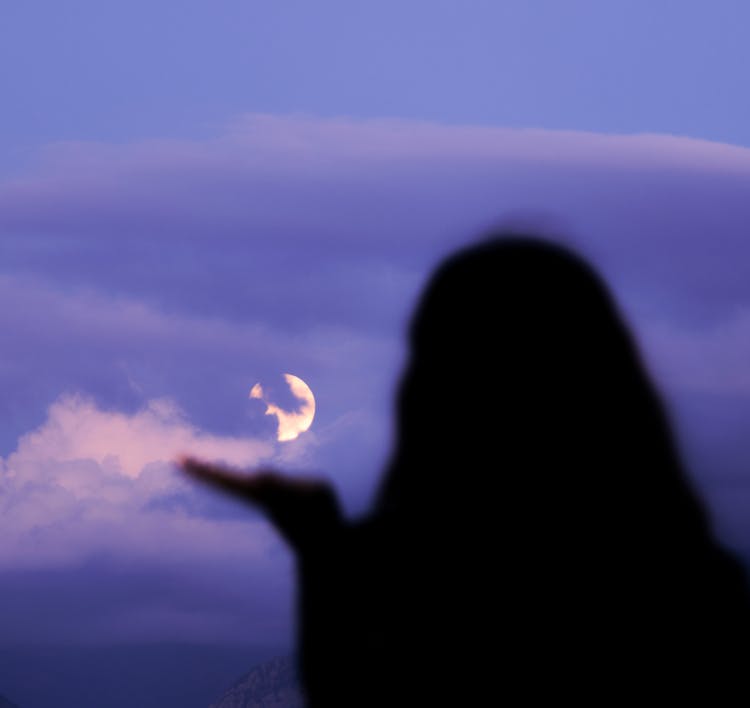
[642,310,750,396]
[3,115,750,324]
[0,270,397,481]
[17,395,269,478]
[4,114,750,406]
[0,378,354,644]
[0,394,276,569]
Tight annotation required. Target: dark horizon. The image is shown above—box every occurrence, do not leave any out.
[0,642,289,708]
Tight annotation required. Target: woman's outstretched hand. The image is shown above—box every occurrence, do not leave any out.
[177,456,342,551]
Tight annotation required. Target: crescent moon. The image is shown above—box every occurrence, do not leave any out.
[249,373,316,442]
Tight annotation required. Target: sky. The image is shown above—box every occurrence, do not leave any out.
[2,1,750,653]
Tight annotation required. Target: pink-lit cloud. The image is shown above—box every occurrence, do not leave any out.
[0,394,276,569]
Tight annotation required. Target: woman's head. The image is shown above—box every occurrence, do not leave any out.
[399,236,641,440]
[379,235,702,541]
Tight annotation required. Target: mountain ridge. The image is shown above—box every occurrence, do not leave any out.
[210,655,304,708]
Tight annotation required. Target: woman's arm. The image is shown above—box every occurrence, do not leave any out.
[178,456,342,551]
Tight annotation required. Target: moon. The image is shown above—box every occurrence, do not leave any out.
[249,373,316,442]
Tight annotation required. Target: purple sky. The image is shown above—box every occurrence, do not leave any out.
[2,4,750,649]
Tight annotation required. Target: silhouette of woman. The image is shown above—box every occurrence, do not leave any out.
[181,235,749,705]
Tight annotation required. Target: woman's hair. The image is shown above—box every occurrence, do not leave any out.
[377,235,708,547]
